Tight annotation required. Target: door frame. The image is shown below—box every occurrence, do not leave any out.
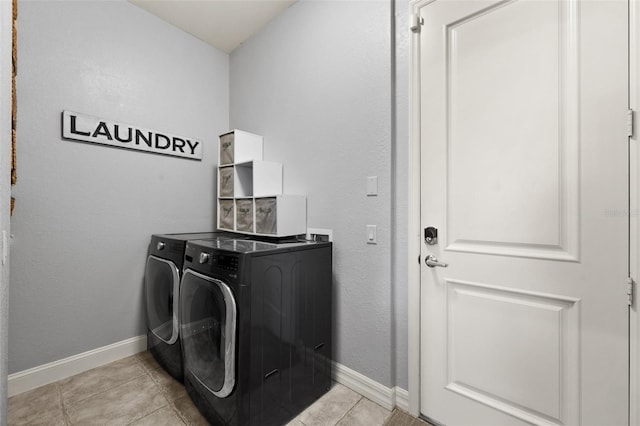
[407,0,639,421]
[630,1,640,424]
[407,0,430,417]
[0,0,12,424]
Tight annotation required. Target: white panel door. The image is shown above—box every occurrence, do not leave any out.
[418,0,629,424]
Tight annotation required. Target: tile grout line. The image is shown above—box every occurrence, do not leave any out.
[134,353,161,375]
[137,359,192,425]
[333,395,364,426]
[139,360,188,425]
[127,366,175,426]
[124,405,170,426]
[137,357,174,398]
[381,408,397,426]
[62,370,147,408]
[57,380,73,426]
[128,362,183,426]
[170,404,190,426]
[60,357,148,410]
[72,357,171,426]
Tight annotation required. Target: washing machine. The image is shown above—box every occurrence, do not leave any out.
[179,237,333,425]
[144,231,241,381]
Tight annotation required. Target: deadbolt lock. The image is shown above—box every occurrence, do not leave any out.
[424,227,438,245]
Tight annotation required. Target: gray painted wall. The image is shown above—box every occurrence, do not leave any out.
[9,0,412,395]
[230,0,395,387]
[10,0,229,374]
[1,0,12,420]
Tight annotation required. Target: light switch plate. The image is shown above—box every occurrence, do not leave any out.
[367,225,377,244]
[367,176,378,196]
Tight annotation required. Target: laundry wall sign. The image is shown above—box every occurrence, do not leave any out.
[61,111,202,160]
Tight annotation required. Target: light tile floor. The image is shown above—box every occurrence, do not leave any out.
[8,351,395,426]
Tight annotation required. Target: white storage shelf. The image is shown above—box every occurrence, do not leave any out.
[217,130,307,237]
[217,195,307,237]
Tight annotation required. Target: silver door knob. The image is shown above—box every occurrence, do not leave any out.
[425,254,448,268]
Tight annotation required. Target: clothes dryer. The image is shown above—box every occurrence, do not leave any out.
[179,237,332,425]
[144,232,240,381]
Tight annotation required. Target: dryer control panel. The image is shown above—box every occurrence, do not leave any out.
[215,253,239,272]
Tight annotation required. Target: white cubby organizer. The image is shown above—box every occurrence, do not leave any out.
[217,130,307,237]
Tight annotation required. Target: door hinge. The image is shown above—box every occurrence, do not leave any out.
[628,109,635,138]
[628,277,635,307]
[410,13,423,33]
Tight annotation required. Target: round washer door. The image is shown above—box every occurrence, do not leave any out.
[145,255,180,345]
[180,269,237,398]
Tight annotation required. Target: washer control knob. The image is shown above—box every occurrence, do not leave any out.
[199,252,210,264]
[157,241,166,251]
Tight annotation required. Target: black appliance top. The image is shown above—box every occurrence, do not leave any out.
[148,232,247,262]
[152,231,234,242]
[189,237,329,254]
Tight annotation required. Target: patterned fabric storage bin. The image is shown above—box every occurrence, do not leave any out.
[235,199,254,233]
[218,130,263,165]
[219,167,234,198]
[219,132,234,165]
[255,197,277,235]
[219,199,234,230]
[253,195,306,237]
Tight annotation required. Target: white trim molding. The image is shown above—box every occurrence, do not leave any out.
[332,361,409,412]
[8,335,147,397]
[408,0,431,418]
[394,386,409,412]
[0,1,12,424]
[631,0,640,424]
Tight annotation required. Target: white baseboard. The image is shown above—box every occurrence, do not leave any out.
[332,361,408,412]
[394,386,409,411]
[8,337,411,413]
[8,335,147,397]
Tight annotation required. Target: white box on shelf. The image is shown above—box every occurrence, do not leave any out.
[254,195,307,237]
[234,161,282,197]
[219,130,263,165]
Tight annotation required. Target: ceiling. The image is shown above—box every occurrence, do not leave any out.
[128,0,298,53]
